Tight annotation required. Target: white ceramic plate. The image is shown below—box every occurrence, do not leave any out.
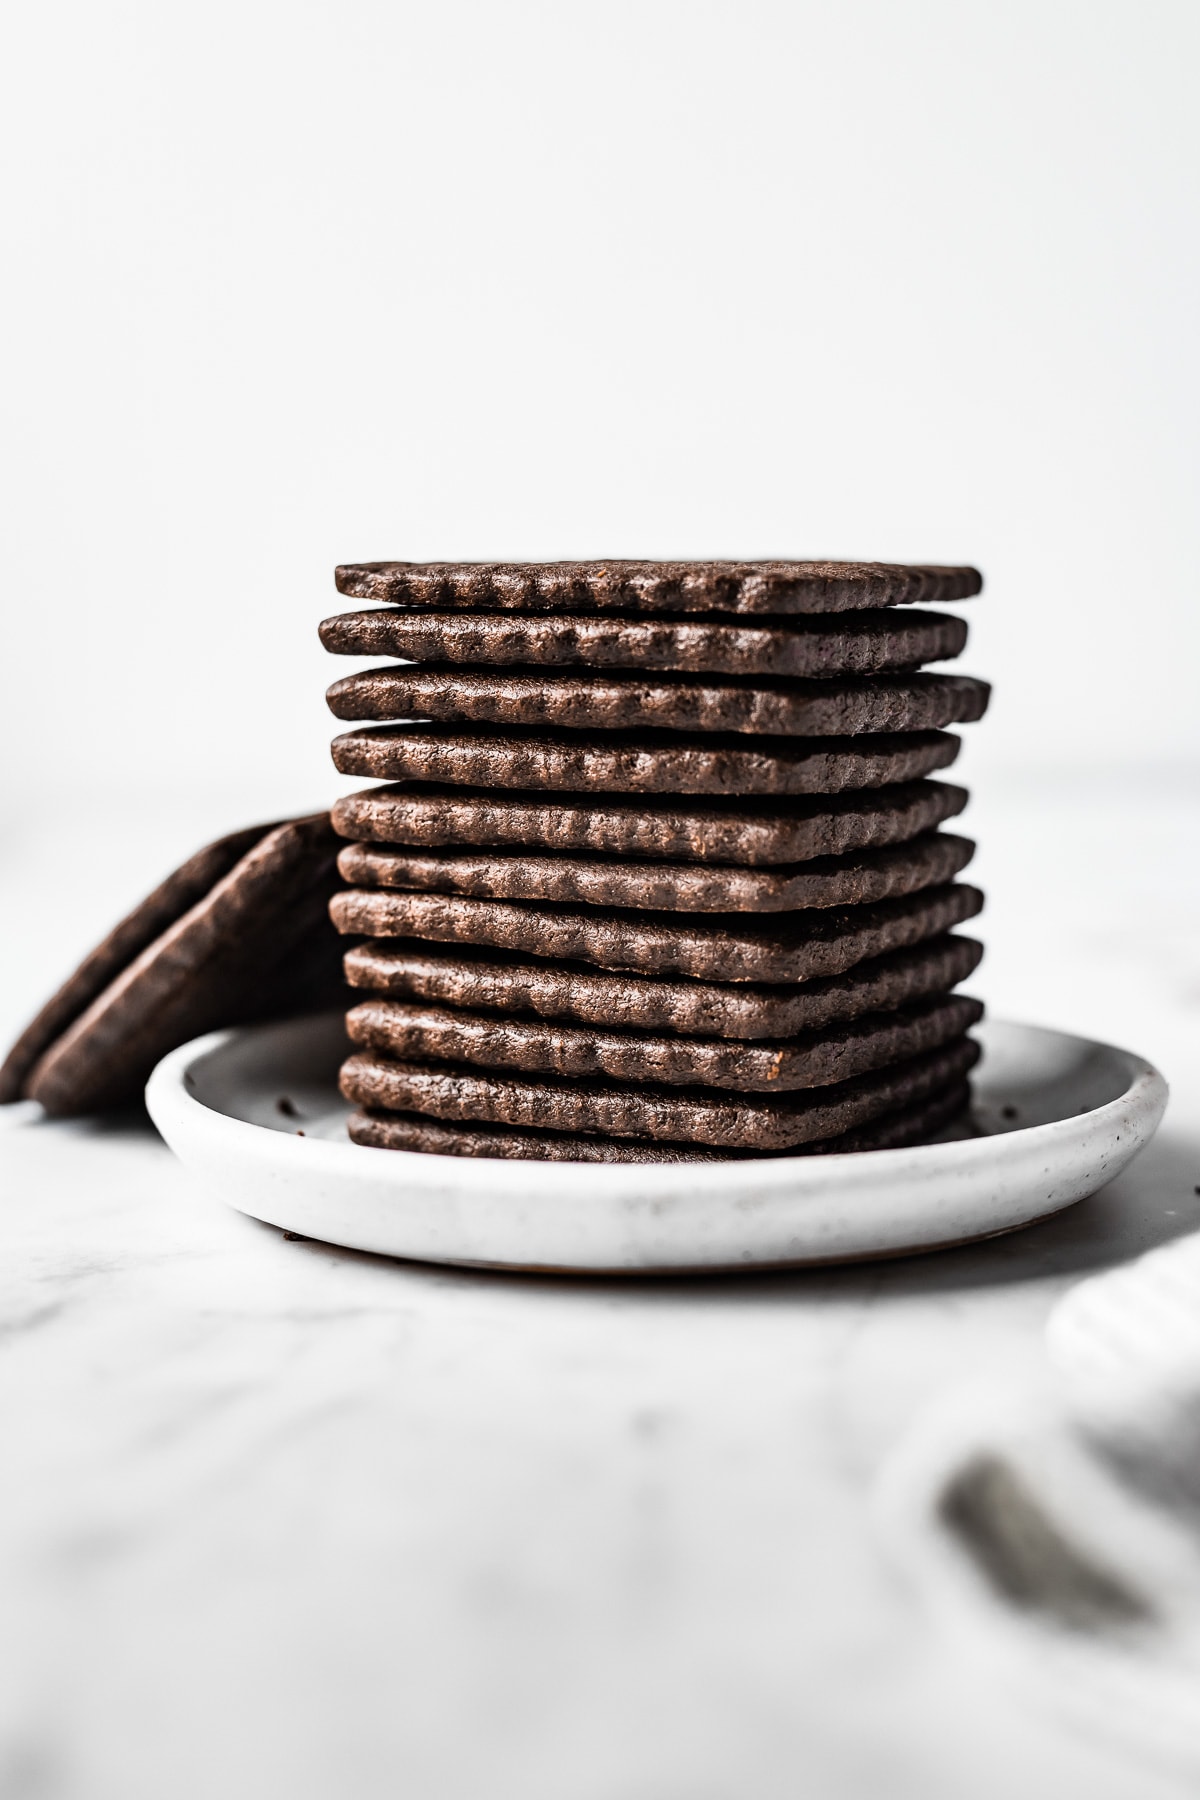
[144,1016,1167,1273]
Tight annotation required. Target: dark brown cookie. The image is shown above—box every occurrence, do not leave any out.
[344,932,984,1040]
[329,882,984,983]
[0,820,271,1105]
[326,666,990,739]
[319,606,968,677]
[331,778,968,866]
[344,991,983,1093]
[331,724,962,795]
[2,815,345,1116]
[335,561,983,617]
[348,1079,972,1160]
[335,830,975,914]
[338,1034,981,1150]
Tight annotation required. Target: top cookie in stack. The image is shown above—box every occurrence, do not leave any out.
[322,560,989,1162]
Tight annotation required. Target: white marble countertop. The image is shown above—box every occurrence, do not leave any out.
[3,769,1199,1800]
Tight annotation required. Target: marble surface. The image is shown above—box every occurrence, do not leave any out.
[3,768,1200,1800]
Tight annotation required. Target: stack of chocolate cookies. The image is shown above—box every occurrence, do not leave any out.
[321,560,988,1162]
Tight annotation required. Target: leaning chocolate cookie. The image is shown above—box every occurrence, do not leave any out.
[1,814,344,1115]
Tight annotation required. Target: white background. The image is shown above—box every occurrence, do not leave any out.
[4,14,1200,1798]
[1,0,1198,1055]
[2,0,1198,821]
